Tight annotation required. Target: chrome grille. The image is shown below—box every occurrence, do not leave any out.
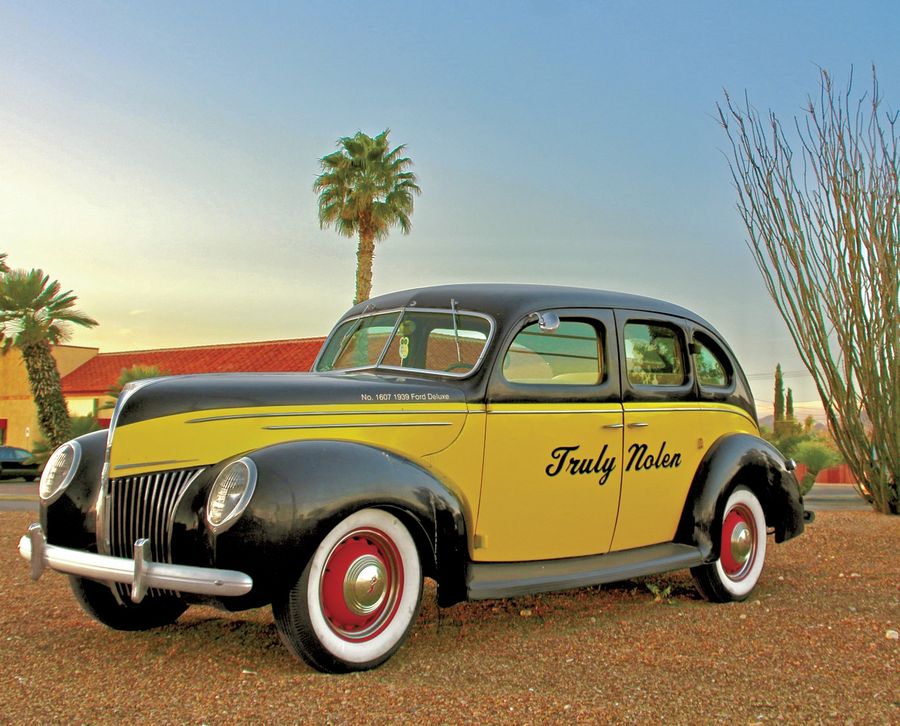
[107,467,204,599]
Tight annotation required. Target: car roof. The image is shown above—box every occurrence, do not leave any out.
[343,283,716,331]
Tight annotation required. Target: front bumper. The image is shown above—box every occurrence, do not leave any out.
[19,523,253,604]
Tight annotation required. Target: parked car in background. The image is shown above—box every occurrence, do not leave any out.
[0,446,41,481]
[20,284,809,672]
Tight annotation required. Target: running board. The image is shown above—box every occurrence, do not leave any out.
[466,542,704,600]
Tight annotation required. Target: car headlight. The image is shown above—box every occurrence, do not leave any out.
[206,458,257,534]
[40,442,81,504]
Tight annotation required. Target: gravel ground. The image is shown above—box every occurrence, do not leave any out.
[1,510,897,725]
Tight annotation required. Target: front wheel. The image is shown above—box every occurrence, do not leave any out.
[691,486,767,602]
[70,576,187,630]
[273,508,423,673]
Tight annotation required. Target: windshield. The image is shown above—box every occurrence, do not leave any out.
[315,307,493,376]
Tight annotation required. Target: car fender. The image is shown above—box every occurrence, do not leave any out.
[210,439,469,607]
[41,429,109,548]
[675,433,805,561]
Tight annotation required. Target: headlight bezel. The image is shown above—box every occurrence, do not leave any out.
[39,441,82,504]
[205,458,258,535]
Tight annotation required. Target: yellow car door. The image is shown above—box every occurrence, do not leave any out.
[609,315,759,552]
[474,310,624,562]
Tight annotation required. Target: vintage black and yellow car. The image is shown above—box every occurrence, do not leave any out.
[20,284,808,672]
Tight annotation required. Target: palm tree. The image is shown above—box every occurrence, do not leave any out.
[0,253,8,274]
[101,364,167,410]
[0,268,98,448]
[314,129,421,304]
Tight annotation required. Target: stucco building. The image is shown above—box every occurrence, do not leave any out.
[0,338,324,450]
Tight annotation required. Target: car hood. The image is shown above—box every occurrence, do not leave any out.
[115,372,467,427]
[107,372,471,477]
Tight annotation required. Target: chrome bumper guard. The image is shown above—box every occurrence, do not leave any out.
[18,523,253,604]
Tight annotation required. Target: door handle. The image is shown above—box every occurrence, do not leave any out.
[628,422,649,428]
[603,423,624,430]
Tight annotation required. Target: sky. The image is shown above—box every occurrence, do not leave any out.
[2,0,897,419]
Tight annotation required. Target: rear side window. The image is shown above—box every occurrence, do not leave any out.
[624,322,686,386]
[693,335,731,388]
[503,320,603,385]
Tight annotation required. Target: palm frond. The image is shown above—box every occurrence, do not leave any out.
[0,268,97,347]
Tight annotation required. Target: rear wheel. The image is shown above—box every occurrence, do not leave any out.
[273,508,423,673]
[70,576,187,630]
[691,486,767,602]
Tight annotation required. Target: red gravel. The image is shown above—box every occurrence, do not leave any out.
[1,510,897,724]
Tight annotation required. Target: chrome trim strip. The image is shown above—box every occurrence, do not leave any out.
[112,459,201,472]
[262,421,452,431]
[185,409,466,424]
[624,405,750,415]
[624,405,758,426]
[486,409,623,415]
[19,524,253,602]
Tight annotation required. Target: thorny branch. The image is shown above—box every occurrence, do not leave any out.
[719,67,898,514]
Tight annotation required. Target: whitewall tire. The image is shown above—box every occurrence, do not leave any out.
[274,508,422,672]
[691,486,767,602]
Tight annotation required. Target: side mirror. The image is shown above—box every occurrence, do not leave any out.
[537,312,560,333]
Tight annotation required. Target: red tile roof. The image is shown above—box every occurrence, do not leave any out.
[61,338,326,396]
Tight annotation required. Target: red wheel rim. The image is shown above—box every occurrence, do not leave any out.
[720,504,756,580]
[319,528,404,642]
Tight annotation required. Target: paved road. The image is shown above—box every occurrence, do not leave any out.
[0,480,870,513]
[803,483,870,511]
[0,480,38,512]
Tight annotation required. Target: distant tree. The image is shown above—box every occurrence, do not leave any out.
[786,388,794,420]
[772,364,794,438]
[793,439,843,496]
[101,364,167,410]
[773,364,785,422]
[0,253,8,274]
[720,66,898,514]
[0,268,98,448]
[314,129,421,305]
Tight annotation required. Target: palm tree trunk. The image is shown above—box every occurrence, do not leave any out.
[21,339,72,448]
[354,231,376,306]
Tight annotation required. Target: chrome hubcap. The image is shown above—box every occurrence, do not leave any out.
[319,527,404,641]
[721,504,756,580]
[343,555,387,615]
[730,522,752,565]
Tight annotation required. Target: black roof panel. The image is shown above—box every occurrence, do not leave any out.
[343,283,714,330]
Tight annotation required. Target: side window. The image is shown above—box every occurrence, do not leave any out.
[624,322,686,386]
[693,335,731,388]
[503,320,603,385]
